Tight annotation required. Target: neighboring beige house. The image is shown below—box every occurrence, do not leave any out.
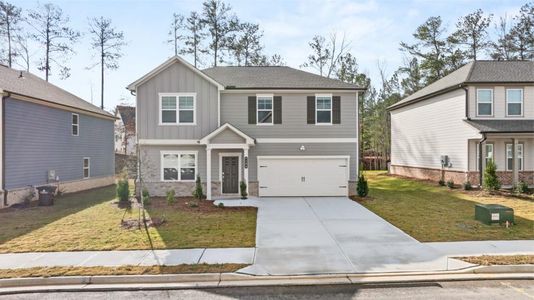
[127,56,364,199]
[114,105,136,155]
[389,61,534,187]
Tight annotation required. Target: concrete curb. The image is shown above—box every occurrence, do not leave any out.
[0,265,532,295]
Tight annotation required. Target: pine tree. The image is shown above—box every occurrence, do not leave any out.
[449,9,493,60]
[0,1,23,68]
[483,159,501,192]
[181,11,207,67]
[201,0,237,66]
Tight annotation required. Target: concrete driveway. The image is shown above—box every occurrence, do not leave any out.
[217,197,472,276]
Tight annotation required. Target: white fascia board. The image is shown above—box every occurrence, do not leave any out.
[256,138,357,143]
[139,139,200,145]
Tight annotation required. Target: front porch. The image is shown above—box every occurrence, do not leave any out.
[200,123,256,200]
[468,134,534,187]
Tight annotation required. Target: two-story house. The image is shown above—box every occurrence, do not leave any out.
[127,56,364,199]
[389,61,534,187]
[0,64,115,207]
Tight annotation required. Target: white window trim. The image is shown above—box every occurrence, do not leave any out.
[505,143,524,171]
[218,153,242,194]
[256,94,274,126]
[476,88,493,117]
[83,157,90,179]
[477,143,494,171]
[160,151,198,182]
[158,93,197,126]
[72,113,79,136]
[315,93,333,125]
[506,88,523,117]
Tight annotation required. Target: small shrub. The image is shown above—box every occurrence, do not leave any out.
[446,179,455,189]
[463,181,472,191]
[166,189,176,205]
[356,173,369,197]
[218,202,224,208]
[438,179,445,186]
[192,176,204,200]
[483,159,501,192]
[240,181,248,199]
[514,181,530,194]
[116,179,130,203]
[142,188,150,206]
[188,201,199,208]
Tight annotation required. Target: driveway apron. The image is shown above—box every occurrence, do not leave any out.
[221,197,472,276]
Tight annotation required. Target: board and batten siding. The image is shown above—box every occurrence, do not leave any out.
[4,98,114,189]
[468,85,534,119]
[391,89,480,172]
[136,61,219,140]
[220,92,358,138]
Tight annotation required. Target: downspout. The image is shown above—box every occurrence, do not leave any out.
[1,91,7,206]
[461,85,469,120]
[478,133,487,187]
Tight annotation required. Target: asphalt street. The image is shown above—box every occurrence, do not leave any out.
[1,280,533,299]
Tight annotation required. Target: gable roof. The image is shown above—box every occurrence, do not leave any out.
[200,123,255,145]
[202,66,364,90]
[465,119,534,133]
[389,61,534,111]
[0,65,113,119]
[126,56,224,91]
[116,105,136,133]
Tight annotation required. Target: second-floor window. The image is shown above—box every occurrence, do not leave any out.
[477,89,493,116]
[257,95,273,125]
[72,113,79,136]
[506,88,523,116]
[316,94,332,124]
[160,93,196,125]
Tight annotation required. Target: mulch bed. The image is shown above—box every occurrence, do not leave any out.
[146,197,256,213]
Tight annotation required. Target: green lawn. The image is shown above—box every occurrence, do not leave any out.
[359,171,534,242]
[0,186,257,253]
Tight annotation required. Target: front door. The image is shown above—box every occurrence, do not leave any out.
[222,156,239,194]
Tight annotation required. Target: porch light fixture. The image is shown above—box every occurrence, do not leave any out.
[299,145,306,151]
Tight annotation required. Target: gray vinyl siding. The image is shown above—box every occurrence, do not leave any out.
[137,62,219,140]
[4,98,114,189]
[220,92,358,138]
[249,143,358,181]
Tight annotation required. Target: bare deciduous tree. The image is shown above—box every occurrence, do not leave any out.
[28,3,80,81]
[168,13,184,56]
[301,32,350,78]
[0,1,23,67]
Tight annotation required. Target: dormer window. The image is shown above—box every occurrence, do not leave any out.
[476,89,493,116]
[159,93,196,125]
[506,88,523,116]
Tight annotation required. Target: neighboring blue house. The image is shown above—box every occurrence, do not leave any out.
[0,64,115,207]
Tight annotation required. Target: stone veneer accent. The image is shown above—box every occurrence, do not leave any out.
[348,180,357,196]
[141,180,260,198]
[2,175,115,208]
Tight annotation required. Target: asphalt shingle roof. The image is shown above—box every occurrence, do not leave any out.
[202,66,364,90]
[0,65,113,118]
[465,119,534,133]
[389,61,534,110]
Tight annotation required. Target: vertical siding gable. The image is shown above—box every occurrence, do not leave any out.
[136,61,219,140]
[4,98,114,189]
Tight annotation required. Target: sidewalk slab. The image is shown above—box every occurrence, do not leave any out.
[81,250,151,267]
[199,248,255,264]
[142,249,205,266]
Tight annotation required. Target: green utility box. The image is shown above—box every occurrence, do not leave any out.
[475,204,514,225]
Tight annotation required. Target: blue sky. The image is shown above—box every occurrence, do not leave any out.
[13,0,525,112]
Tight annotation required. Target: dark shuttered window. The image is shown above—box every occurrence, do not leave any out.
[307,96,315,124]
[248,96,257,124]
[273,96,282,124]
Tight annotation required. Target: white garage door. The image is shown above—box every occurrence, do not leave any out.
[257,156,349,197]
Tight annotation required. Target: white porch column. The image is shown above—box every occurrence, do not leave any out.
[206,147,212,200]
[512,138,519,185]
[244,147,249,195]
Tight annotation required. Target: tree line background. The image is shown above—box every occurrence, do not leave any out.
[2,1,534,169]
